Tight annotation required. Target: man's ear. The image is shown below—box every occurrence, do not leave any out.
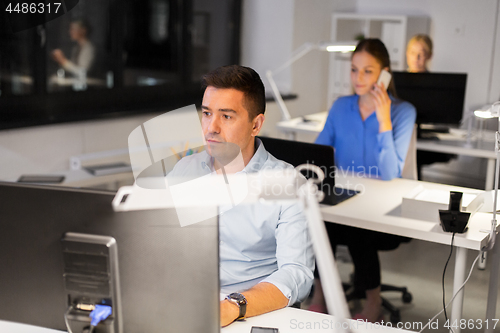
[252,114,265,136]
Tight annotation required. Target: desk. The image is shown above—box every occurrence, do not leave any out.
[1,308,412,333]
[322,175,498,333]
[3,169,134,190]
[276,112,497,190]
[222,307,411,332]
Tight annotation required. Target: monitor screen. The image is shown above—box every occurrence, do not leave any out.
[392,71,467,126]
[0,182,220,333]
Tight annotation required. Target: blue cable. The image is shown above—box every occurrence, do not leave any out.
[89,304,112,328]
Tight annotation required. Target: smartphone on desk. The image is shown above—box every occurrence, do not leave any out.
[376,69,392,90]
[251,326,279,333]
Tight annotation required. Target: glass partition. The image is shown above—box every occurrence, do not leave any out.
[46,0,112,92]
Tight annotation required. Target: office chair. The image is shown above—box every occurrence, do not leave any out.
[341,125,417,324]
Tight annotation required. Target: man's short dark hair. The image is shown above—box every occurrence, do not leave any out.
[202,65,266,120]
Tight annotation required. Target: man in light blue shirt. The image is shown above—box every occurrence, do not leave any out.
[168,65,314,327]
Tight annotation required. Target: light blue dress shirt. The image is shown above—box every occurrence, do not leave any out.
[168,138,315,305]
[315,94,416,180]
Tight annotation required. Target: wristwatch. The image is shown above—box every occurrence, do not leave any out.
[226,293,247,320]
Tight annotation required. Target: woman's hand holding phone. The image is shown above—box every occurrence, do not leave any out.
[371,69,392,133]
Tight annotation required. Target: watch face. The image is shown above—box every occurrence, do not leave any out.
[228,293,247,304]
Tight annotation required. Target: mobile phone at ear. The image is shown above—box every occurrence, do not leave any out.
[376,69,392,90]
[251,326,279,333]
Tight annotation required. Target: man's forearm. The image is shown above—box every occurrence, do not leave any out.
[220,282,288,327]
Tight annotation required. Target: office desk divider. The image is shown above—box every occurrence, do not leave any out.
[401,184,483,222]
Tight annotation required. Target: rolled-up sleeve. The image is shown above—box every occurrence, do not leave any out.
[261,201,315,305]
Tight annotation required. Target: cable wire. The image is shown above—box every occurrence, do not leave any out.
[419,252,481,333]
[64,305,74,333]
[442,233,456,328]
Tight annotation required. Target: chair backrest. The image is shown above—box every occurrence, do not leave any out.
[401,124,418,180]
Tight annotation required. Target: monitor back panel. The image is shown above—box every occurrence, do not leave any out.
[392,71,467,125]
[0,182,219,333]
[258,136,338,205]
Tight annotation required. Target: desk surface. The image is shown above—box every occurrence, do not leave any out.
[222,307,410,332]
[2,308,412,333]
[3,169,134,189]
[324,175,494,250]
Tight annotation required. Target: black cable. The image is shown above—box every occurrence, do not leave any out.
[442,232,456,328]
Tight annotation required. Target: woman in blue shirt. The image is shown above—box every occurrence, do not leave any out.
[309,39,416,322]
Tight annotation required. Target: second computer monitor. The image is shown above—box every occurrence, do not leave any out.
[0,182,220,333]
[392,71,467,127]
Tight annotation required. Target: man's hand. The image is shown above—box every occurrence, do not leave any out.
[220,299,240,327]
[371,82,392,133]
[220,282,289,327]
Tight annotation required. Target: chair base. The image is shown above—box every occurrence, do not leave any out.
[343,282,412,324]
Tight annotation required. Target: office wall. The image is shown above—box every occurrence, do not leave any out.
[242,0,354,140]
[240,0,294,95]
[0,113,161,181]
[287,0,355,142]
[489,2,500,103]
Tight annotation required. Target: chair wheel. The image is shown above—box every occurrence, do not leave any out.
[402,292,412,303]
[390,312,401,324]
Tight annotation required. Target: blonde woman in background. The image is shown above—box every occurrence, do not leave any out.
[406,34,432,73]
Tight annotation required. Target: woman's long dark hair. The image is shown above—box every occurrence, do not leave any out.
[352,38,397,98]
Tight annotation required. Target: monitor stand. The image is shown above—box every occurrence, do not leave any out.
[418,124,450,140]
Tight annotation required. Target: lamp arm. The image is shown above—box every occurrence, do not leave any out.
[269,42,315,76]
[296,165,352,332]
[484,130,500,252]
[266,70,292,121]
[266,43,316,122]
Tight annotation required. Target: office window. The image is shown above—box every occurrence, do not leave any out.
[46,0,112,92]
[0,29,36,96]
[122,0,181,87]
[0,0,241,130]
[191,0,240,82]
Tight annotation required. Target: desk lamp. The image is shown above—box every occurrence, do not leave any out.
[266,42,356,121]
[474,101,500,333]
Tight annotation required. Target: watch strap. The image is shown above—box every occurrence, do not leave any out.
[226,293,247,319]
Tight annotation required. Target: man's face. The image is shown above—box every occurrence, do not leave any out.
[201,86,263,166]
[69,22,86,41]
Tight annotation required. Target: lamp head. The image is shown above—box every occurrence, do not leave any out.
[317,42,356,53]
[474,101,500,119]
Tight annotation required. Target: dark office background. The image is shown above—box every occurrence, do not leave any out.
[0,0,241,130]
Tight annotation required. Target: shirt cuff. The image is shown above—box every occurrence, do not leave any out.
[260,276,293,306]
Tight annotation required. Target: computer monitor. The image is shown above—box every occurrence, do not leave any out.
[258,136,356,205]
[392,71,467,129]
[0,182,219,333]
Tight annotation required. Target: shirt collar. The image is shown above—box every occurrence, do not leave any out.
[242,138,268,174]
[200,150,214,172]
[351,93,396,112]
